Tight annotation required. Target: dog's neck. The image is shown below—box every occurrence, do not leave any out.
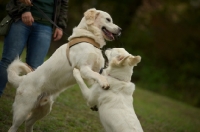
[103,67,133,82]
[68,18,106,48]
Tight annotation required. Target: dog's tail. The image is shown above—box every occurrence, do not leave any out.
[7,58,32,88]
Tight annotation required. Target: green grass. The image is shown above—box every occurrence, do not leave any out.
[0,42,200,132]
[0,86,200,132]
[134,88,200,132]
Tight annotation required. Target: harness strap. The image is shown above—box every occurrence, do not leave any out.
[66,37,100,66]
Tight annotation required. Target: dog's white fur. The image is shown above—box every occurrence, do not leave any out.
[73,48,143,132]
[7,8,121,132]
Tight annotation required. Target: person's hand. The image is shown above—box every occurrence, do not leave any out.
[21,12,34,26]
[19,0,32,6]
[53,28,63,41]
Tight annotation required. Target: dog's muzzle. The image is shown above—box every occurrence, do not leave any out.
[114,27,122,39]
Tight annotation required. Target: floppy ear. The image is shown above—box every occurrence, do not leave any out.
[84,8,100,25]
[128,56,141,66]
[111,55,129,67]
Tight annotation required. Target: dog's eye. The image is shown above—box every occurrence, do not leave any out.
[106,18,111,22]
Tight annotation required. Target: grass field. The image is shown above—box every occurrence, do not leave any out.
[0,43,200,132]
[1,86,200,132]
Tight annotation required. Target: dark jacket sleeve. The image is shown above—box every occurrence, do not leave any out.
[56,0,68,29]
[6,0,31,20]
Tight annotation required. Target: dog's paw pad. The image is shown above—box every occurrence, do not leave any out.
[91,106,98,111]
[99,77,110,90]
[102,85,110,90]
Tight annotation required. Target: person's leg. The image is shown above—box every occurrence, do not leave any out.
[26,23,53,69]
[0,20,31,96]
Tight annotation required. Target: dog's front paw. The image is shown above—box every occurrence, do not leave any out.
[73,68,81,78]
[91,105,98,111]
[98,76,110,90]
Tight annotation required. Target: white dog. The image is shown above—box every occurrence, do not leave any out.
[73,48,143,132]
[7,8,121,132]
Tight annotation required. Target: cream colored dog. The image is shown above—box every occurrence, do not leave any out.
[7,8,121,132]
[73,48,143,132]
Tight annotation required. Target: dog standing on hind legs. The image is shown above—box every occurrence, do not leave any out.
[73,48,143,132]
[7,8,121,132]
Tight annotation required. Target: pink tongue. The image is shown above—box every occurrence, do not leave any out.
[107,31,114,40]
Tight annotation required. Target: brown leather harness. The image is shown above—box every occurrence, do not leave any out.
[66,37,101,66]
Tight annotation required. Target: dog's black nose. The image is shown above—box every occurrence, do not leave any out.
[116,27,122,37]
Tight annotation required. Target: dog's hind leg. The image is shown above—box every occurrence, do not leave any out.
[8,103,32,132]
[25,97,54,132]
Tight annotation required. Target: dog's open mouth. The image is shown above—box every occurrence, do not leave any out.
[102,27,120,41]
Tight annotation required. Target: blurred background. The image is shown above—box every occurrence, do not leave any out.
[0,0,200,108]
